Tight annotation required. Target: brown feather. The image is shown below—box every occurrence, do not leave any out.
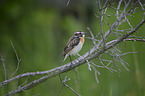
[62,36,80,59]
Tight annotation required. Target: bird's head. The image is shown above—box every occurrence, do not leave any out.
[73,31,87,38]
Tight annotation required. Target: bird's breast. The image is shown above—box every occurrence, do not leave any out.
[68,41,83,55]
[80,37,84,44]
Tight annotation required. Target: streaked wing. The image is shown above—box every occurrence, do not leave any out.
[62,37,80,57]
[64,36,74,51]
[62,46,73,57]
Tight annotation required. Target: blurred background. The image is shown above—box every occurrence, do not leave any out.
[0,0,145,96]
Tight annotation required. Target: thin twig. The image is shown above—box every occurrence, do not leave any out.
[138,0,145,10]
[101,0,114,11]
[10,40,21,78]
[0,53,7,80]
[125,16,133,29]
[66,0,71,7]
[99,57,112,72]
[119,58,130,71]
[78,53,91,71]
[87,27,96,45]
[128,36,145,38]
[90,64,100,83]
[97,0,106,47]
[59,75,81,96]
[86,59,91,71]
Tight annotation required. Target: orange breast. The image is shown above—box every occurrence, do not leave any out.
[80,37,84,44]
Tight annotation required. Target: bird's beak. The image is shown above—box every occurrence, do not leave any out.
[82,32,87,37]
[83,32,88,35]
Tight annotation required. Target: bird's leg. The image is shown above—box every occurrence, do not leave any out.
[61,60,64,65]
[69,55,73,65]
[73,55,81,62]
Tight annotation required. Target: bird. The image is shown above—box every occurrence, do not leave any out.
[61,31,87,64]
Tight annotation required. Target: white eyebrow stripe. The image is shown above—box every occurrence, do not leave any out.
[75,31,84,34]
[75,32,81,34]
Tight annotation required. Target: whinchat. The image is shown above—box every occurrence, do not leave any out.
[61,31,87,62]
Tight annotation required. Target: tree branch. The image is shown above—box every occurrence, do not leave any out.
[3,17,145,96]
[124,39,145,42]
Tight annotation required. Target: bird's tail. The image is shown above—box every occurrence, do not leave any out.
[59,52,67,65]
